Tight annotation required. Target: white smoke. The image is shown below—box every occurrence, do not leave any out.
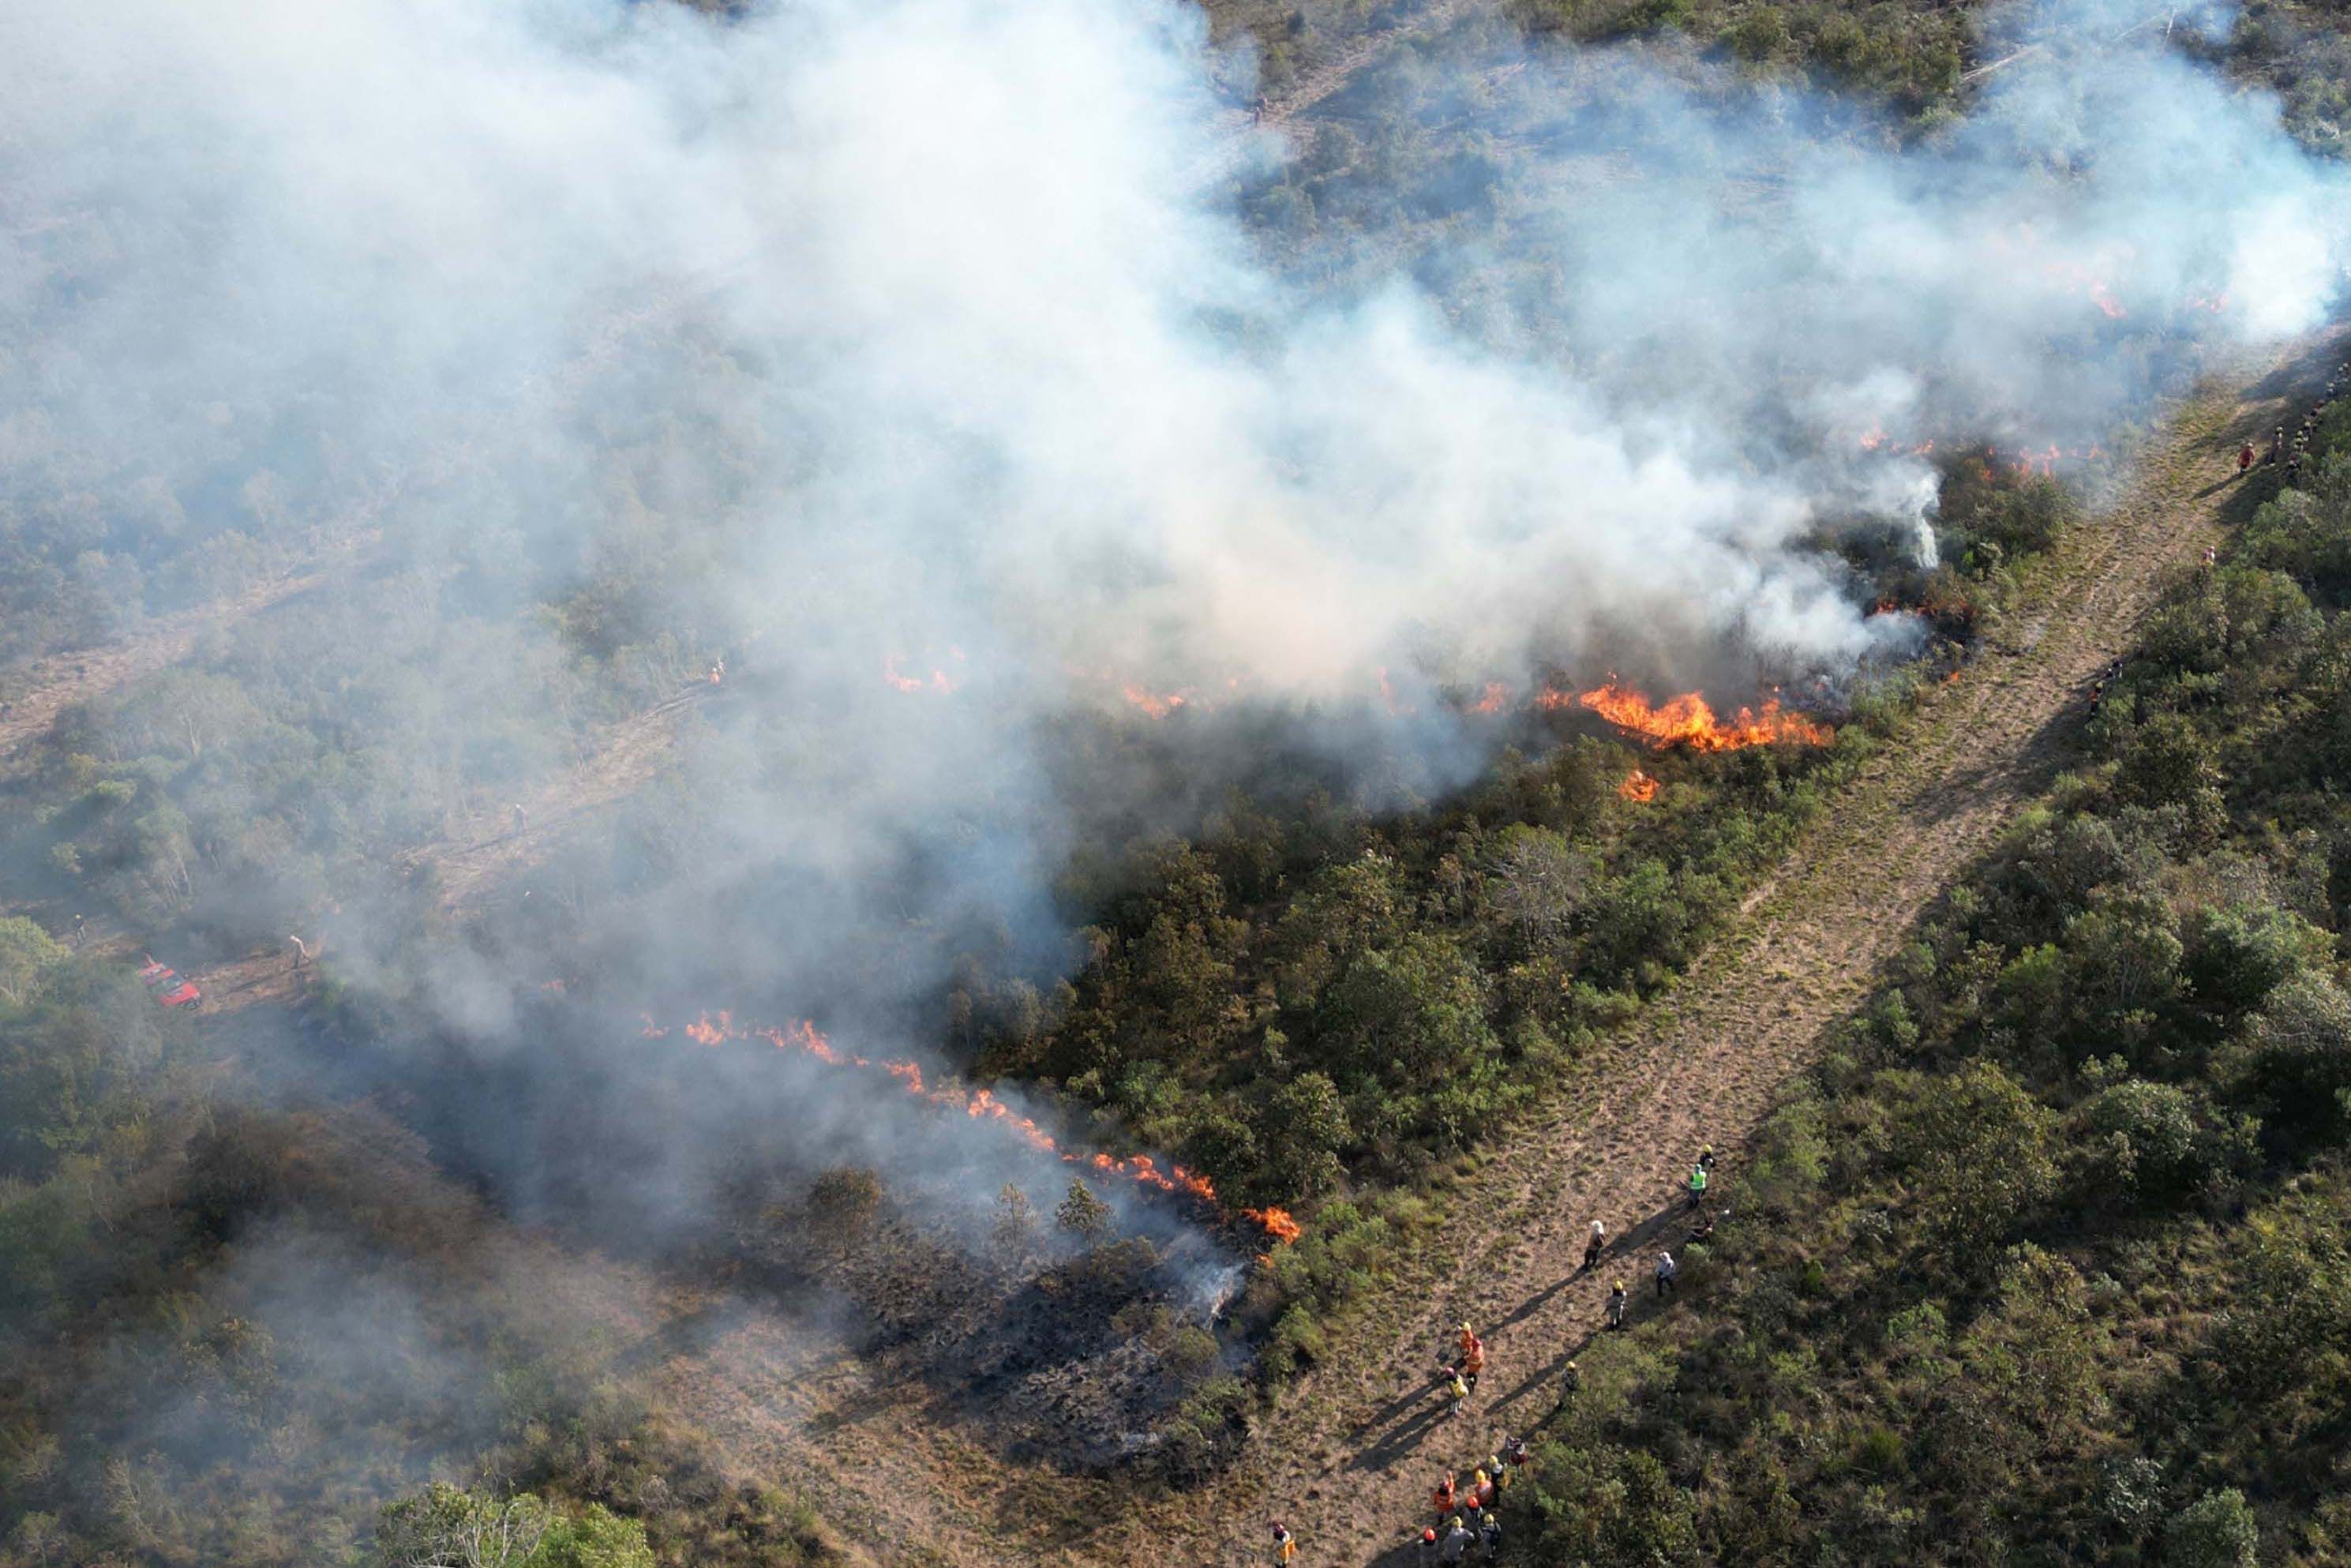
[4,0,2346,1026]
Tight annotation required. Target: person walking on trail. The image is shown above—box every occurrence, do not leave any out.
[2239,441,2257,474]
[1558,1359,1581,1405]
[1607,1281,1628,1330]
[509,801,528,838]
[1444,1367,1472,1419]
[1655,1249,1678,1298]
[1688,1161,1709,1210]
[1454,1323,1485,1392]
[1433,1472,1458,1520]
[1270,1522,1296,1564]
[287,933,312,974]
[1439,1516,1474,1565]
[1583,1218,1606,1272]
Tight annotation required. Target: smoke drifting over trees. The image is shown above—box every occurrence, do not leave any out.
[1,0,2348,1552]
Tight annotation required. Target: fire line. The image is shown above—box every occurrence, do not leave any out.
[642,1011,1298,1246]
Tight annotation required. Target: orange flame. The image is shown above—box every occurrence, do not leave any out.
[1619,768,1660,803]
[884,651,962,695]
[1858,428,1936,457]
[1377,667,1416,717]
[654,1011,1292,1243]
[1121,684,1190,719]
[1469,681,1511,715]
[1550,681,1834,752]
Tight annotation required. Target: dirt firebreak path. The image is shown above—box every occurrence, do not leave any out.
[650,337,2345,1568]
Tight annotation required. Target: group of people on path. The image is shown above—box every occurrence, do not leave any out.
[1254,1147,1724,1562]
[2236,360,2345,483]
[1413,1435,1529,1562]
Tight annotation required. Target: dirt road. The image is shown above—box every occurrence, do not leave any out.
[0,530,378,768]
[649,334,2346,1568]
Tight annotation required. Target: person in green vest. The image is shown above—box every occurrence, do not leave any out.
[1687,1161,1709,1210]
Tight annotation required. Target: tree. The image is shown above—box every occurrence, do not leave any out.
[369,1484,551,1568]
[1485,826,1590,954]
[1316,932,1493,1090]
[2113,714,2226,843]
[1893,1063,2060,1261]
[1257,1071,1350,1201]
[2079,1078,2202,1202]
[2165,1488,2258,1568]
[0,918,66,1008]
[2240,971,2351,1142]
[990,1182,1037,1262]
[368,1486,652,1568]
[1056,1176,1112,1239]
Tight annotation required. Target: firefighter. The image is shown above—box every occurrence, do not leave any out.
[510,801,528,837]
[1607,1281,1628,1330]
[708,655,726,686]
[1688,1161,1710,1209]
[1444,1367,1471,1419]
[288,933,312,973]
[1439,1516,1473,1565]
[1583,1218,1606,1272]
[2267,426,2284,465]
[1503,1434,1531,1469]
[1698,1146,1718,1173]
[2239,441,2257,474]
[1456,1324,1485,1392]
[1419,1526,1439,1564]
[1559,1358,1581,1405]
[1486,1452,1509,1507]
[1433,1472,1458,1520]
[1481,1511,1503,1559]
[1655,1249,1678,1298]
[1271,1522,1297,1564]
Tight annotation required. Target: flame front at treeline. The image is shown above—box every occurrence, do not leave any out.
[1858,428,2106,477]
[1557,681,1835,752]
[644,1011,1300,1247]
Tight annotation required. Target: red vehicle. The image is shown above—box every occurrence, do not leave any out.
[137,957,202,1008]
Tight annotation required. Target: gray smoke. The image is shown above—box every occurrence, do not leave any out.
[5,0,2346,1215]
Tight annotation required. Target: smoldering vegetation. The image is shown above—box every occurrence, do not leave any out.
[2,0,2349,1557]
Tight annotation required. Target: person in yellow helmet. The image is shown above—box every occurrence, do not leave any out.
[1607,1281,1628,1330]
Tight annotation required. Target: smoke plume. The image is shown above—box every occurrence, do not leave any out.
[6,0,2346,1233]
